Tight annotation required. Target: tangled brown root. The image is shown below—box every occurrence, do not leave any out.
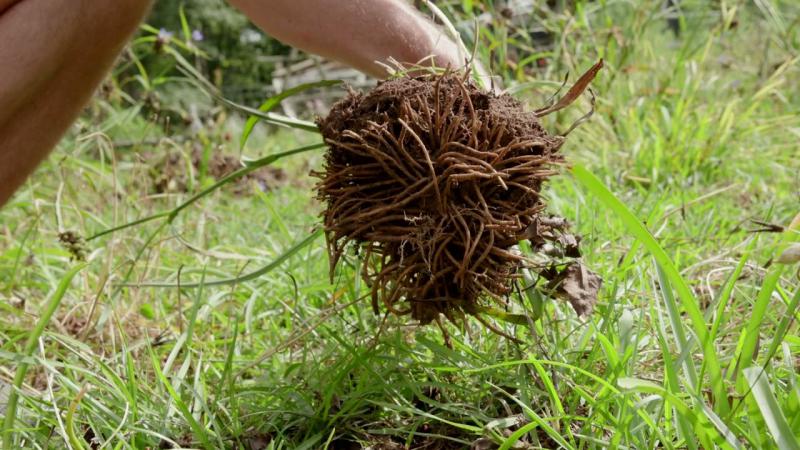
[315,66,600,327]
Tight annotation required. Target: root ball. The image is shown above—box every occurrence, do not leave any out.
[315,72,578,325]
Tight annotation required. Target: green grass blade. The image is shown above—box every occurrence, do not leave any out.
[168,48,320,132]
[2,263,87,450]
[730,222,799,407]
[167,143,324,221]
[655,264,699,389]
[130,229,322,287]
[743,367,800,450]
[654,320,698,450]
[5,213,39,292]
[148,346,212,449]
[571,165,727,415]
[730,262,783,376]
[240,80,341,150]
[178,4,191,42]
[87,211,170,241]
[498,414,573,450]
[228,102,320,132]
[65,387,88,450]
[618,378,741,449]
[88,143,324,241]
[763,286,800,368]
[529,359,577,446]
[708,243,754,340]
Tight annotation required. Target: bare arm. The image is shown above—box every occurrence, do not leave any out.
[0,0,154,206]
[228,0,466,77]
[0,0,21,14]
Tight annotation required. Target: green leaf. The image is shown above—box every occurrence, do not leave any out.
[139,303,156,320]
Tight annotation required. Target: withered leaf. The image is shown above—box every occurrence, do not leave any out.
[548,262,602,316]
[776,243,800,265]
[534,59,604,117]
[557,233,582,258]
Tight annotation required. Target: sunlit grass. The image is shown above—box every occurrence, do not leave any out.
[1,1,799,448]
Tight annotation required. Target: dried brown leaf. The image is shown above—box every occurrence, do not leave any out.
[549,262,602,316]
[535,59,604,117]
[776,243,800,264]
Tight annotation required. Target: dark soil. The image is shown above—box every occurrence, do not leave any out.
[152,148,286,195]
[315,69,602,329]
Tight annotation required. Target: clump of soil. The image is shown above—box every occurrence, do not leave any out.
[316,65,602,329]
[152,148,286,195]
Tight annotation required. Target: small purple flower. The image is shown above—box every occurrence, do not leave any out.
[154,28,173,51]
[191,29,204,42]
[157,28,174,41]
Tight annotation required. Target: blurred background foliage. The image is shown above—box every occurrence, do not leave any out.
[137,0,292,103]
